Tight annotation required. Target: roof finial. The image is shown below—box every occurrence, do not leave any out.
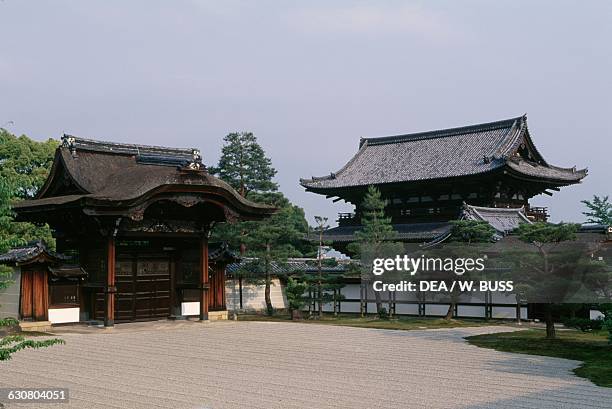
[61,134,77,157]
[185,149,205,171]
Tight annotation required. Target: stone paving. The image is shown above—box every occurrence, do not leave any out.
[1,321,611,409]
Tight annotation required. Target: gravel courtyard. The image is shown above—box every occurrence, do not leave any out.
[1,321,611,409]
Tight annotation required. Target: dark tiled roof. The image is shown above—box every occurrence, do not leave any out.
[300,115,586,190]
[579,224,612,234]
[314,222,452,243]
[209,242,240,263]
[63,135,200,167]
[462,204,532,235]
[0,241,69,265]
[13,135,274,219]
[227,258,349,275]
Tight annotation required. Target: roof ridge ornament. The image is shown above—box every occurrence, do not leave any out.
[181,148,206,172]
[62,134,77,157]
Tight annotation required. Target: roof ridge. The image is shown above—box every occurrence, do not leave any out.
[61,134,204,169]
[466,204,526,213]
[62,134,198,156]
[362,115,523,146]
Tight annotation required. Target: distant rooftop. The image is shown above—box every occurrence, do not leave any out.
[300,115,586,191]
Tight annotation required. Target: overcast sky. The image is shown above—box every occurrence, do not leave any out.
[1,1,610,226]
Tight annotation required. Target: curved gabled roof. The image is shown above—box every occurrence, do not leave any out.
[300,115,587,191]
[14,135,275,220]
[462,204,532,236]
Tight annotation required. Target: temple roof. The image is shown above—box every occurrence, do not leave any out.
[0,241,69,266]
[13,135,274,220]
[313,222,452,243]
[462,204,532,236]
[227,258,349,275]
[300,115,587,191]
[208,242,240,263]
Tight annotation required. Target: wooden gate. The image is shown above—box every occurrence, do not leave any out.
[113,256,171,322]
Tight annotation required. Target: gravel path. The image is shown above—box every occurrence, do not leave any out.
[1,321,611,409]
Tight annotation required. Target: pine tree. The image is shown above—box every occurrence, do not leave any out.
[241,192,309,315]
[514,222,580,339]
[209,132,277,197]
[441,220,495,320]
[581,195,612,226]
[348,186,402,317]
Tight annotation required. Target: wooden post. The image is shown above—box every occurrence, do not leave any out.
[105,236,116,327]
[199,236,209,321]
[218,264,226,310]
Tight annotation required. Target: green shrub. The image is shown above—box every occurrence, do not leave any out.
[285,277,307,312]
[562,317,603,332]
[377,307,389,320]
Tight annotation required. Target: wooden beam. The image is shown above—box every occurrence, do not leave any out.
[199,236,209,320]
[104,236,116,327]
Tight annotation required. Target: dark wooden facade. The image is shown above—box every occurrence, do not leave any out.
[13,136,273,326]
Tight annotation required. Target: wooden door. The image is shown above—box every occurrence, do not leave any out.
[20,270,48,321]
[114,256,170,322]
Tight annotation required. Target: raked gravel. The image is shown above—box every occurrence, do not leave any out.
[1,321,611,409]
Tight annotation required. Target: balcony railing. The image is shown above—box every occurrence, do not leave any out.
[525,206,548,222]
[337,212,360,226]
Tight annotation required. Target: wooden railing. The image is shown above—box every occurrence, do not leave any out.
[525,206,548,222]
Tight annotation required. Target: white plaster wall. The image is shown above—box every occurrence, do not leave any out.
[457,305,486,318]
[424,304,451,316]
[492,306,528,319]
[0,267,21,319]
[226,278,287,311]
[181,302,200,316]
[48,307,80,324]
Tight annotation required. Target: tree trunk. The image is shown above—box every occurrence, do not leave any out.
[238,276,243,310]
[359,283,365,317]
[264,271,272,316]
[333,289,338,317]
[515,301,521,325]
[374,290,382,316]
[444,302,455,320]
[545,304,556,339]
[317,278,322,319]
[264,243,273,316]
[317,229,323,319]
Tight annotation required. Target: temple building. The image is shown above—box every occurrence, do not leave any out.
[2,135,274,327]
[300,115,587,246]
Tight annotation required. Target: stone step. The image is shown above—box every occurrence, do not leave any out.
[19,321,53,332]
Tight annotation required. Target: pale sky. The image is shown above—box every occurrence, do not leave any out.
[1,1,610,226]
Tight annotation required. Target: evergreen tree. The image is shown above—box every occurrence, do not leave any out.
[441,220,495,320]
[209,132,277,197]
[209,133,311,313]
[240,192,308,315]
[285,276,307,319]
[210,131,278,254]
[581,195,612,226]
[514,222,580,339]
[348,186,402,317]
